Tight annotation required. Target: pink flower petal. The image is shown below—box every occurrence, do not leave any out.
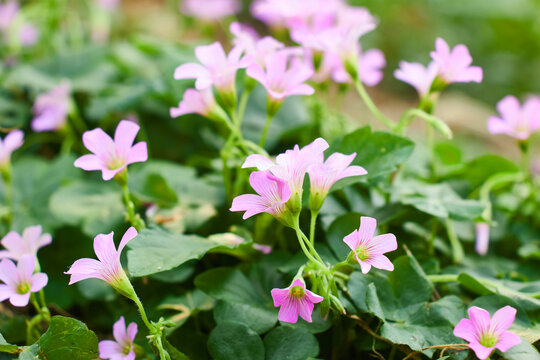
[453,318,477,343]
[3,130,24,153]
[114,120,140,155]
[30,273,48,292]
[358,216,377,244]
[495,332,521,352]
[370,234,397,255]
[174,63,209,81]
[126,142,148,164]
[359,261,372,274]
[113,316,128,343]
[367,254,394,271]
[0,284,12,302]
[278,298,299,323]
[0,259,17,286]
[74,154,104,171]
[469,341,494,360]
[65,258,104,284]
[99,340,123,359]
[491,306,517,335]
[230,194,268,219]
[127,322,138,342]
[93,232,117,264]
[271,287,290,307]
[82,128,115,159]
[343,229,359,252]
[10,292,30,307]
[242,154,275,170]
[468,306,491,334]
[297,297,315,322]
[118,227,137,253]
[17,255,36,281]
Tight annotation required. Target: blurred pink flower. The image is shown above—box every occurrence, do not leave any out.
[174,42,250,95]
[0,130,23,165]
[99,316,137,360]
[96,0,121,11]
[230,22,284,67]
[170,88,216,118]
[475,222,490,256]
[454,306,521,359]
[19,23,39,47]
[246,51,314,101]
[0,1,18,31]
[253,243,272,254]
[242,138,329,194]
[430,37,482,84]
[326,48,386,86]
[343,216,397,274]
[0,255,48,307]
[31,81,71,132]
[230,171,291,220]
[74,120,148,181]
[65,227,137,296]
[394,61,438,97]
[487,95,540,140]
[181,0,240,21]
[271,278,323,323]
[0,225,52,260]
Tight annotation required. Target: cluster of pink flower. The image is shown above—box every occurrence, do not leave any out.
[0,1,39,47]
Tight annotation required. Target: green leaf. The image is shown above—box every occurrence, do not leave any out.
[0,333,18,354]
[502,339,540,360]
[263,326,319,360]
[195,268,266,305]
[460,154,519,190]
[214,300,277,335]
[207,322,264,360]
[326,213,361,260]
[328,126,415,184]
[127,227,223,276]
[18,344,38,359]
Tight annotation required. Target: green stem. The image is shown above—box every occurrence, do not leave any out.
[396,108,452,139]
[236,83,254,127]
[353,77,395,131]
[480,172,525,202]
[309,210,318,246]
[1,161,13,230]
[259,113,274,148]
[445,218,463,264]
[518,140,531,178]
[120,179,145,232]
[132,295,153,333]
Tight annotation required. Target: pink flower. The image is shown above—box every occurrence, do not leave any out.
[0,1,18,31]
[0,255,48,307]
[230,22,284,68]
[343,216,397,274]
[394,61,438,97]
[327,48,386,86]
[230,171,291,220]
[253,243,272,254]
[170,88,217,119]
[99,316,137,360]
[19,23,39,47]
[0,130,23,165]
[454,306,521,359]
[430,37,483,84]
[74,120,148,181]
[181,0,240,21]
[487,95,540,140]
[475,222,490,256]
[242,138,329,194]
[250,0,308,28]
[31,81,71,132]
[0,225,52,260]
[271,278,323,323]
[174,42,249,94]
[307,152,367,210]
[65,227,137,297]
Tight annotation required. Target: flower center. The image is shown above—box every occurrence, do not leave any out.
[479,332,498,348]
[289,285,305,299]
[122,343,132,355]
[106,155,125,170]
[355,246,370,261]
[16,282,30,294]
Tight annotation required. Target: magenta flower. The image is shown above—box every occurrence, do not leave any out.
[19,23,39,47]
[475,222,489,256]
[230,171,291,220]
[0,255,48,307]
[65,227,137,297]
[430,37,482,85]
[246,51,314,101]
[394,61,438,97]
[242,138,329,194]
[487,95,540,140]
[0,130,23,165]
[174,42,249,94]
[0,225,52,260]
[327,48,386,86]
[454,306,521,359]
[99,316,137,360]
[74,120,148,181]
[230,22,284,68]
[181,0,240,21]
[170,88,218,119]
[253,243,272,254]
[271,278,323,323]
[0,1,18,31]
[31,81,71,132]
[307,152,367,210]
[343,216,397,274]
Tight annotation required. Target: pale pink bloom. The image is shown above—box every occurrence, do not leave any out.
[487,95,540,140]
[96,0,121,11]
[430,37,482,84]
[454,306,521,359]
[271,278,323,323]
[253,243,272,254]
[343,216,397,274]
[0,1,18,31]
[230,22,284,68]
[0,225,52,260]
[0,255,48,307]
[250,0,307,28]
[0,130,23,165]
[308,152,367,203]
[475,222,490,256]
[170,88,216,118]
[74,120,148,181]
[174,42,249,93]
[99,316,137,360]
[65,227,137,290]
[181,0,240,21]
[394,61,438,97]
[246,51,314,101]
[242,138,329,194]
[230,171,291,220]
[328,48,386,86]
[19,23,39,47]
[31,81,71,132]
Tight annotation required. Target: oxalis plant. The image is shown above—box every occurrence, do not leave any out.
[0,0,539,360]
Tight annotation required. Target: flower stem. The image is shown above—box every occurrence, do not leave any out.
[1,161,13,230]
[120,179,145,232]
[353,77,395,131]
[259,113,274,148]
[445,218,463,264]
[309,210,318,246]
